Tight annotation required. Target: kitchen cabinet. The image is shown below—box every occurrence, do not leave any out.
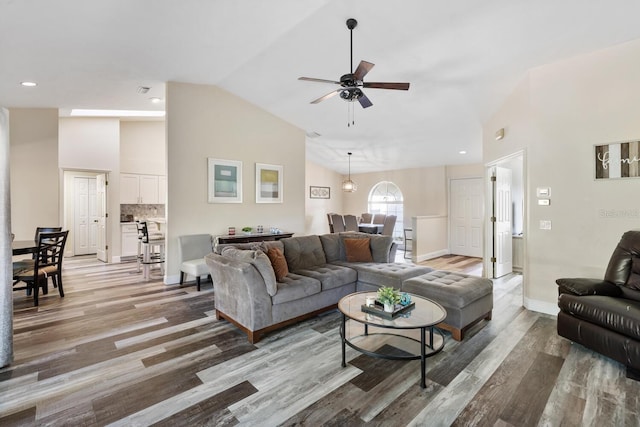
[121,223,139,257]
[158,175,167,204]
[120,174,164,204]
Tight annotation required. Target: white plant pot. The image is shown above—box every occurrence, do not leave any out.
[384,302,394,313]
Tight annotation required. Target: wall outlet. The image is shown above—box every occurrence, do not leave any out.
[539,220,552,230]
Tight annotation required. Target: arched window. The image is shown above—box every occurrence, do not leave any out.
[368,181,404,241]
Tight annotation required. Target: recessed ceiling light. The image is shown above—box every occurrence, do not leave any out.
[70,109,165,117]
[20,81,37,87]
[149,97,163,104]
[459,150,467,155]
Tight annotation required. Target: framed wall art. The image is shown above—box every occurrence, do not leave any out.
[208,158,243,203]
[256,163,283,203]
[309,186,330,199]
[595,140,640,180]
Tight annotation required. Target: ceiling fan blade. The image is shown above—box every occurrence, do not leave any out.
[299,77,341,85]
[358,93,373,109]
[353,61,375,80]
[363,82,410,90]
[310,89,341,104]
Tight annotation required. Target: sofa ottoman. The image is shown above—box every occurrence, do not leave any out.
[339,262,432,291]
[402,270,493,341]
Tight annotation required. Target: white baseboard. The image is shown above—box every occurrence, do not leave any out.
[524,297,559,316]
[415,249,450,263]
[112,256,121,263]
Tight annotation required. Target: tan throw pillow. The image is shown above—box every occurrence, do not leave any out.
[267,247,289,282]
[344,238,373,262]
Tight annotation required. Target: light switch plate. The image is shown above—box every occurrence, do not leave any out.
[538,199,550,206]
[540,220,552,230]
[537,187,550,197]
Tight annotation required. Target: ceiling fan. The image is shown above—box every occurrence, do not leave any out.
[299,18,410,109]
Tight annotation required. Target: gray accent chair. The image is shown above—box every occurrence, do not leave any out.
[178,234,213,291]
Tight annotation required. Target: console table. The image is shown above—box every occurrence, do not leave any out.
[216,231,293,244]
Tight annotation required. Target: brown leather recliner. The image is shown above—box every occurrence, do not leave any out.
[556,230,640,380]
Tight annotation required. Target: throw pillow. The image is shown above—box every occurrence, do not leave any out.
[344,238,373,262]
[267,247,289,282]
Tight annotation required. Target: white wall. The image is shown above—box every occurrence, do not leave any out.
[484,38,640,313]
[120,121,166,175]
[305,160,343,235]
[166,81,306,282]
[10,109,59,240]
[342,166,449,226]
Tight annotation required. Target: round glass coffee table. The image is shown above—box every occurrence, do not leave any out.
[338,291,446,388]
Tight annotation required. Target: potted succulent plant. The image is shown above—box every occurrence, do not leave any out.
[377,286,401,312]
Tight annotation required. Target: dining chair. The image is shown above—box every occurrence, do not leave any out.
[330,214,346,233]
[372,213,386,225]
[33,226,63,287]
[381,215,397,236]
[13,230,69,306]
[343,214,359,232]
[326,213,335,233]
[360,213,372,224]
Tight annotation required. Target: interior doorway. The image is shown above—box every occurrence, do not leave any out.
[63,170,109,261]
[485,152,525,279]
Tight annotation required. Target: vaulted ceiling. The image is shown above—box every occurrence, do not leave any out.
[3,0,640,174]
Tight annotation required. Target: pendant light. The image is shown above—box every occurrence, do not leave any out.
[342,152,357,192]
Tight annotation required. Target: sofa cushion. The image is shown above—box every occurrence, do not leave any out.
[271,273,322,305]
[283,235,327,271]
[266,247,289,283]
[319,233,341,263]
[558,293,640,340]
[222,247,278,296]
[402,271,493,308]
[292,264,357,291]
[338,262,432,289]
[344,238,373,262]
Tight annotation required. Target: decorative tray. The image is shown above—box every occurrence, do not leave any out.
[361,300,415,320]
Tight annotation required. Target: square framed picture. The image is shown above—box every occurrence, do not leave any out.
[208,158,242,203]
[309,186,330,199]
[256,163,283,203]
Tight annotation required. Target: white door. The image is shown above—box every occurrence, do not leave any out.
[450,178,483,257]
[96,173,108,262]
[73,177,98,255]
[493,167,513,278]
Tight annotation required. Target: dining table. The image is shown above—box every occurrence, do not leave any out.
[358,224,383,234]
[12,240,37,256]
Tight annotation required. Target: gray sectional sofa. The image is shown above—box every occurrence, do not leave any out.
[205,232,431,343]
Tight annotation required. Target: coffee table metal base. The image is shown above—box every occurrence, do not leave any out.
[340,315,445,389]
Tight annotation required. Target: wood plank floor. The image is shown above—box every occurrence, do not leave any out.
[1,256,639,426]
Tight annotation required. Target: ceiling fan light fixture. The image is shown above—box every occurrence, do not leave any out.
[342,152,357,192]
